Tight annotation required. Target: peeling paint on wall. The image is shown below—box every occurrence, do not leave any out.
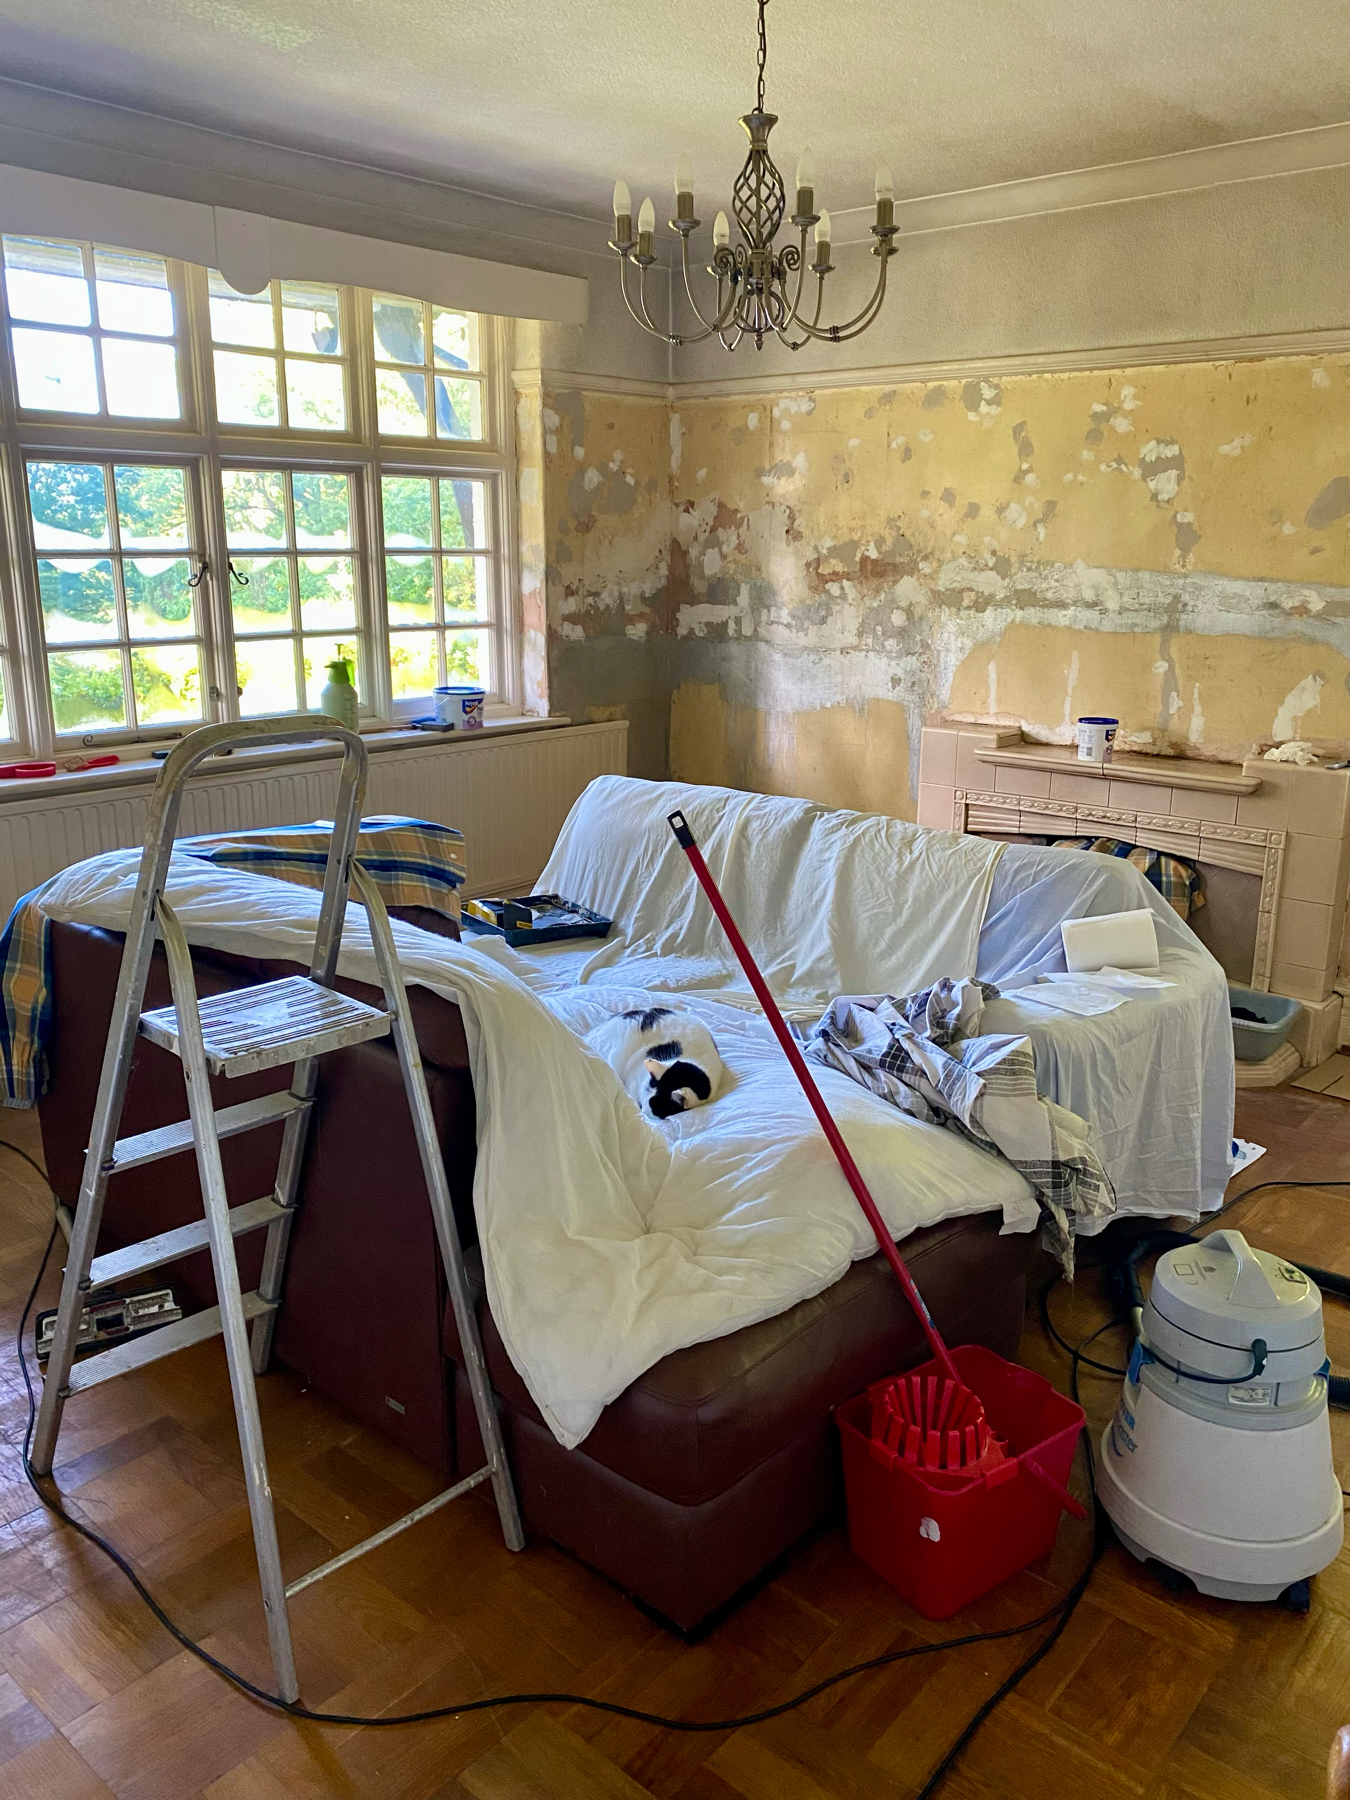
[515,380,674,776]
[517,355,1350,812]
[662,355,1350,812]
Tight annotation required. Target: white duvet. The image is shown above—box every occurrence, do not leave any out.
[39,778,1034,1448]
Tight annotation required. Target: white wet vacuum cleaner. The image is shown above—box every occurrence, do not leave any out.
[1099,1229,1343,1608]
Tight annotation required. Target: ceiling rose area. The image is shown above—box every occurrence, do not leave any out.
[0,0,1344,218]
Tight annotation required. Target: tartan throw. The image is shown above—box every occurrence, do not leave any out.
[805,979,1116,1272]
[1053,836,1204,919]
[0,814,464,1109]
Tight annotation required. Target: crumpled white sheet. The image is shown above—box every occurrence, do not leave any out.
[38,828,1037,1449]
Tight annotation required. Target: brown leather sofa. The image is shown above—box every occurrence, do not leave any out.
[39,917,1039,1632]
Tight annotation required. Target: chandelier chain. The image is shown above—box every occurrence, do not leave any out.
[756,0,768,112]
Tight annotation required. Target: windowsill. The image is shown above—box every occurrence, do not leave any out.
[0,713,584,804]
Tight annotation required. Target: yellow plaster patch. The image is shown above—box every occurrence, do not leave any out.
[670,682,914,818]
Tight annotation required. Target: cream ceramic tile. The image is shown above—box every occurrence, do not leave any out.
[995,764,1053,798]
[1049,771,1107,804]
[917,783,956,829]
[1270,961,1334,1003]
[1169,787,1239,825]
[955,729,999,789]
[918,727,959,788]
[1282,833,1348,906]
[1108,780,1172,813]
[1274,898,1337,970]
[1236,763,1294,831]
[1286,767,1350,839]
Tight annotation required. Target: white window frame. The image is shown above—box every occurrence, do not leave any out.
[0,239,519,761]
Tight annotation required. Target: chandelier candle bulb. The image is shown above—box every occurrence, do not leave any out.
[612,178,632,246]
[637,196,655,257]
[675,153,693,196]
[875,162,894,227]
[795,145,815,217]
[814,208,832,270]
[713,210,730,248]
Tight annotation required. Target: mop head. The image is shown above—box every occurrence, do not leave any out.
[868,1372,1006,1475]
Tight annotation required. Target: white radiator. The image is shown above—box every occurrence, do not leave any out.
[0,720,627,918]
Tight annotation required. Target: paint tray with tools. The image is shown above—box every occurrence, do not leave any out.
[460,892,613,947]
[666,808,1086,1619]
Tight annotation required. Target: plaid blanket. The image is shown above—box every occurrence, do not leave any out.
[0,815,464,1109]
[805,979,1116,1272]
[1052,836,1204,919]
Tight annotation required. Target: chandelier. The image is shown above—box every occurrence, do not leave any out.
[608,0,897,352]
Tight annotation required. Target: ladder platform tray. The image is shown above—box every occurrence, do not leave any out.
[139,975,391,1076]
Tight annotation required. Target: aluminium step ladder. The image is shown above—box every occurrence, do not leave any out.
[30,716,524,1702]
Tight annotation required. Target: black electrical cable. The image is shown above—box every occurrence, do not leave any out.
[13,1213,1097,1792]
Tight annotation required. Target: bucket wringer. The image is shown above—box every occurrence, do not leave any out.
[667,810,1086,1617]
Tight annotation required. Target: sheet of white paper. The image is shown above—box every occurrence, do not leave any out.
[1013,980,1126,1017]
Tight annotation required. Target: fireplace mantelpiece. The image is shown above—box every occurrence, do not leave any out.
[917,725,1350,1067]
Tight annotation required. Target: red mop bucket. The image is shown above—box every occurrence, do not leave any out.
[666,810,1085,1618]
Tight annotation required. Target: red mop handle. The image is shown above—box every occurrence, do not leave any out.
[667,811,960,1384]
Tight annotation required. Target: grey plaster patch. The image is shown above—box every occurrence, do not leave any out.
[1306,476,1350,531]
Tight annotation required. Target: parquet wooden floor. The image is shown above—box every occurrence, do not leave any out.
[0,1088,1346,1799]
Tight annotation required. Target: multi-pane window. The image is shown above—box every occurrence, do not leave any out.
[372,295,482,440]
[209,275,348,433]
[2,238,181,420]
[0,235,512,758]
[26,459,204,733]
[383,475,494,698]
[223,469,360,715]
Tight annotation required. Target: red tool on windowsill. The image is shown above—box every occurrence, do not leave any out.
[0,754,120,779]
[667,807,1086,1617]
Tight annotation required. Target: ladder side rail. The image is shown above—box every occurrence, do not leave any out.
[307,734,367,988]
[251,725,367,1373]
[30,754,194,1473]
[156,897,301,1702]
[348,862,525,1552]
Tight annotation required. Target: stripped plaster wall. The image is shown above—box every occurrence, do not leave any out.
[515,381,674,776]
[665,353,1350,815]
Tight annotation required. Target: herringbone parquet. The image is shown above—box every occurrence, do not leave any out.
[0,1086,1346,1799]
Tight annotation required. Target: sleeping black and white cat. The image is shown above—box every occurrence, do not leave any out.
[585,1005,724,1120]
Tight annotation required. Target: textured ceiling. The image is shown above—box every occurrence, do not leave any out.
[0,0,1346,221]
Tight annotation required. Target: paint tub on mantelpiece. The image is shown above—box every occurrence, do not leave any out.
[434,686,486,729]
[1076,716,1118,763]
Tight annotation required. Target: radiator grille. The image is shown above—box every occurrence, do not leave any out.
[0,722,627,918]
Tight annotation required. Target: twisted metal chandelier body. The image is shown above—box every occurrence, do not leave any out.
[608,0,897,352]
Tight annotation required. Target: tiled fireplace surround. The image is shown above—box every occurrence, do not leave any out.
[917,725,1350,1070]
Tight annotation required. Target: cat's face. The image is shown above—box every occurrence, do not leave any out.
[643,1056,705,1118]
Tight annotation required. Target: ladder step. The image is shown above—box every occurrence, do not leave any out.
[88,1195,289,1291]
[109,1090,311,1173]
[63,1290,276,1393]
[139,976,391,1077]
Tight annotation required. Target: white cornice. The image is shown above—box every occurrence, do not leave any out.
[511,367,670,400]
[828,121,1350,245]
[514,327,1350,402]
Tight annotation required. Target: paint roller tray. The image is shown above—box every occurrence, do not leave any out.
[459,893,613,946]
[1228,985,1301,1062]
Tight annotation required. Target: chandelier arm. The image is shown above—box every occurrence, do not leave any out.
[679,238,743,338]
[777,227,811,330]
[789,252,891,344]
[774,266,828,351]
[618,255,668,341]
[634,260,669,338]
